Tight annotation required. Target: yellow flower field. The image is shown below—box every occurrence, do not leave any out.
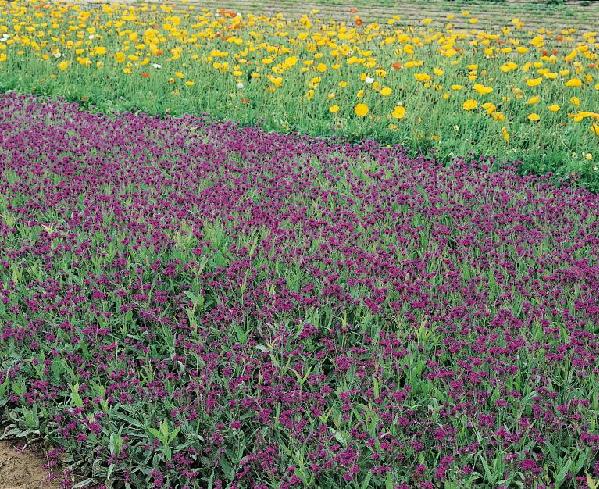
[0,0,597,185]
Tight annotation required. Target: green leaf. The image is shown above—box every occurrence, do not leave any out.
[220,456,234,480]
[360,470,373,489]
[554,459,571,488]
[332,429,348,446]
[70,384,84,408]
[385,470,394,489]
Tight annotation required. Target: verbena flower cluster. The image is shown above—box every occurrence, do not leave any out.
[0,93,597,488]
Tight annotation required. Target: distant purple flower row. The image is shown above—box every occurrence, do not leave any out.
[0,93,597,488]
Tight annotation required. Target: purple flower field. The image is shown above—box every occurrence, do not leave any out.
[0,93,598,488]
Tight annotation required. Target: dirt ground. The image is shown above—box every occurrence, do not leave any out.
[0,441,60,489]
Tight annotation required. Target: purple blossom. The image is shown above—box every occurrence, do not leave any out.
[0,94,597,488]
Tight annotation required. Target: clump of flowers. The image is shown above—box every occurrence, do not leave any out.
[0,94,597,487]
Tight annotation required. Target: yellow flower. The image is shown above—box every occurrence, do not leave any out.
[58,60,69,71]
[526,78,542,87]
[592,123,599,136]
[492,111,506,122]
[433,67,444,76]
[414,72,431,83]
[380,86,392,97]
[391,105,406,120]
[339,81,348,88]
[482,102,496,114]
[316,62,327,73]
[473,83,493,95]
[565,78,582,88]
[500,62,518,73]
[451,84,463,91]
[354,103,369,117]
[570,96,581,106]
[329,104,340,114]
[114,52,126,63]
[569,111,599,122]
[282,56,298,69]
[528,113,540,122]
[184,80,194,87]
[462,99,478,111]
[267,75,283,88]
[530,35,545,49]
[527,96,540,105]
[175,71,185,79]
[548,104,560,112]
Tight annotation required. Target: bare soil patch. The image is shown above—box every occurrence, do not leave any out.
[0,441,60,489]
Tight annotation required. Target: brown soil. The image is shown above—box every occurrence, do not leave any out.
[74,0,599,33]
[0,441,60,489]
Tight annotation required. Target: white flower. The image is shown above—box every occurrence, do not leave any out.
[151,63,162,69]
[88,34,95,40]
[365,77,374,84]
[236,82,244,89]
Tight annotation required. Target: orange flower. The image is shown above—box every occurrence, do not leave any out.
[141,72,150,79]
[218,9,237,18]
[354,16,363,26]
[392,62,402,70]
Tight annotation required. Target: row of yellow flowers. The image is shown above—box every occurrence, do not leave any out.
[0,0,597,181]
